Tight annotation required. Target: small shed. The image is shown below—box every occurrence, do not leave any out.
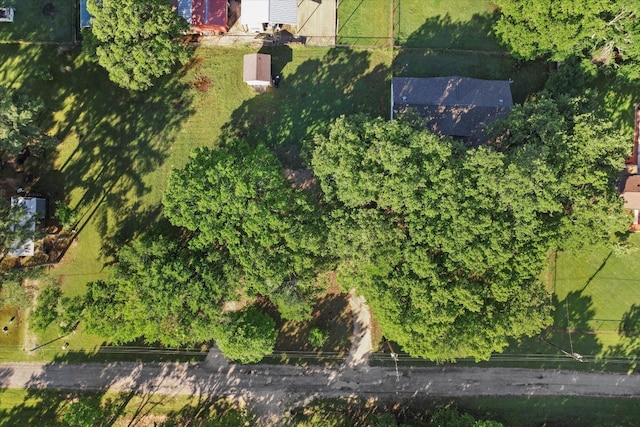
[7,196,46,257]
[80,0,93,28]
[175,0,228,34]
[243,53,272,87]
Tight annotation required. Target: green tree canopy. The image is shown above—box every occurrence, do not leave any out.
[493,0,640,63]
[163,143,326,321]
[83,232,235,346]
[311,115,555,360]
[213,305,277,364]
[0,87,57,156]
[84,0,191,91]
[490,97,631,251]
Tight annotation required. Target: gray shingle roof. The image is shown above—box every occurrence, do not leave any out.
[392,77,513,142]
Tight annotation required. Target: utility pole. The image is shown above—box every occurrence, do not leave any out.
[541,336,584,362]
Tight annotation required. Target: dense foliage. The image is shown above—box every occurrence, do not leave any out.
[0,87,57,156]
[83,232,234,346]
[213,306,277,364]
[494,0,640,64]
[84,0,190,91]
[311,111,627,360]
[163,143,326,321]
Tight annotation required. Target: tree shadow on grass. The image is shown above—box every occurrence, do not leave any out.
[397,12,503,51]
[19,48,197,262]
[219,47,389,167]
[258,292,353,364]
[602,304,640,366]
[0,349,254,426]
[500,291,604,370]
[392,17,549,104]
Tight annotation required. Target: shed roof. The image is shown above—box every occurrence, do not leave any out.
[175,0,228,33]
[269,0,297,25]
[241,0,270,27]
[241,0,297,26]
[392,77,513,142]
[243,53,272,85]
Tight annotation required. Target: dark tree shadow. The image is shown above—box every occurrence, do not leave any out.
[397,12,503,51]
[219,47,389,168]
[391,17,549,104]
[603,304,640,363]
[10,46,196,262]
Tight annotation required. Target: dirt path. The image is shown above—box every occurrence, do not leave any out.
[345,289,373,369]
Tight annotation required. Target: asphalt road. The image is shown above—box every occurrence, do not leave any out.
[2,361,640,399]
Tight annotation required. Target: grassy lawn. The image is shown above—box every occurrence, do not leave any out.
[337,0,392,46]
[0,0,75,43]
[0,44,392,362]
[393,50,549,103]
[0,389,251,426]
[455,396,640,427]
[394,0,502,50]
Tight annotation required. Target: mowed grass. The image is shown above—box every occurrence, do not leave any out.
[394,0,502,50]
[550,235,640,358]
[0,389,250,426]
[454,396,640,427]
[0,44,392,361]
[0,0,75,42]
[337,0,392,46]
[393,50,549,103]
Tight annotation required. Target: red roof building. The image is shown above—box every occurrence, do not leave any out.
[175,0,228,34]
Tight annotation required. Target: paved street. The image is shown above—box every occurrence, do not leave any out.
[1,361,640,424]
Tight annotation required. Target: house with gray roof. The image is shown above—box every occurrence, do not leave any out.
[391,76,513,143]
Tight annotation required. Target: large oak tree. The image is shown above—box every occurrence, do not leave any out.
[311,112,627,360]
[84,0,190,91]
[494,0,640,63]
[163,143,327,321]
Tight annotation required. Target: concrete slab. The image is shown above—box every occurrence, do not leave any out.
[296,0,336,44]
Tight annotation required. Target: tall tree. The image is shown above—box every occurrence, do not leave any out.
[311,115,554,360]
[213,306,277,364]
[83,232,234,346]
[163,143,326,321]
[0,87,57,156]
[493,0,640,63]
[84,0,191,91]
[491,97,631,251]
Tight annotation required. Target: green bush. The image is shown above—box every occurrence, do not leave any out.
[214,306,276,364]
[55,201,78,229]
[308,327,329,348]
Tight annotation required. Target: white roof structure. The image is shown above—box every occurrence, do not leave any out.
[241,0,269,32]
[241,0,297,31]
[8,197,46,257]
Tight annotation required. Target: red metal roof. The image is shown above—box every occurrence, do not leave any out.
[175,0,228,34]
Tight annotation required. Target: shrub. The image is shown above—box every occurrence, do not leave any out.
[308,327,329,348]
